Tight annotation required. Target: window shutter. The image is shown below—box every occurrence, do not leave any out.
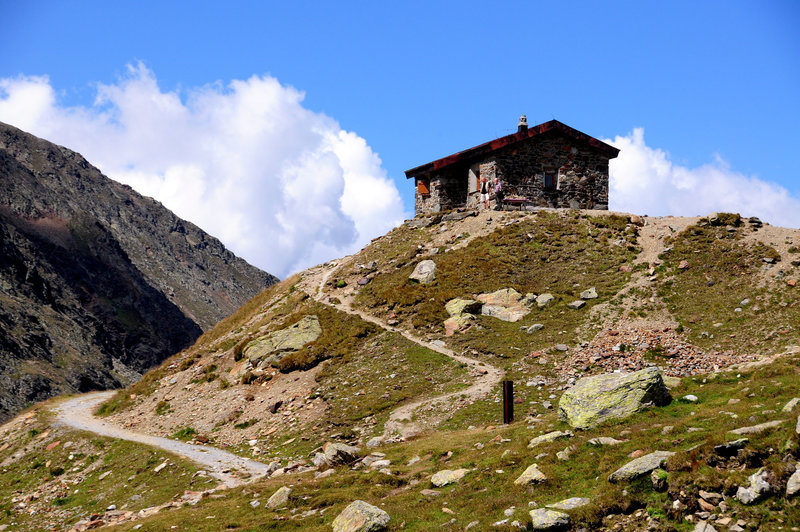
[418,179,430,195]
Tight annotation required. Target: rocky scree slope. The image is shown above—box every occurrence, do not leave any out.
[0,122,277,422]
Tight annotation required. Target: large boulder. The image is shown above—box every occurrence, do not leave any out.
[558,367,671,430]
[528,431,573,449]
[786,469,800,497]
[443,314,475,336]
[431,468,470,487]
[477,288,530,322]
[445,298,482,316]
[736,468,772,504]
[608,451,675,482]
[514,464,547,485]
[536,293,555,308]
[245,315,322,367]
[409,260,436,284]
[321,442,360,466]
[580,287,598,300]
[332,500,390,532]
[547,498,590,511]
[266,486,291,508]
[529,508,570,530]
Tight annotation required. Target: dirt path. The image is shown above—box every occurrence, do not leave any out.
[303,260,504,440]
[52,392,272,487]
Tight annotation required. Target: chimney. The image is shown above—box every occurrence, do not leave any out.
[517,114,528,133]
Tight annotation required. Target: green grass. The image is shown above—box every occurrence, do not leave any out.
[354,211,638,365]
[98,353,800,531]
[657,222,800,356]
[0,408,203,531]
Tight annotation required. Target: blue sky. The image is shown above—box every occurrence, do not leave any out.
[2,1,799,276]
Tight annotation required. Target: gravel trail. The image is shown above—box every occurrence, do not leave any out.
[53,391,271,487]
[305,259,504,440]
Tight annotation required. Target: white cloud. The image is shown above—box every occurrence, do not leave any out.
[607,128,800,228]
[0,63,408,277]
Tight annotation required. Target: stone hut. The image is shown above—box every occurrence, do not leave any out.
[405,116,620,216]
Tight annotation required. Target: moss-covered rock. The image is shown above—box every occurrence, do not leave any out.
[514,463,547,485]
[430,468,470,487]
[529,508,570,530]
[444,298,481,316]
[558,367,671,430]
[332,500,390,532]
[608,450,674,482]
[244,315,322,367]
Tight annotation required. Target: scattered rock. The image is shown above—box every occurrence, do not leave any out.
[420,489,441,497]
[554,344,569,352]
[431,468,470,487]
[546,497,590,511]
[528,431,572,449]
[332,500,390,532]
[587,437,625,446]
[445,298,481,316]
[558,367,671,430]
[714,438,749,457]
[736,468,771,504]
[250,499,260,509]
[245,315,322,367]
[693,521,717,532]
[580,287,598,300]
[477,288,530,322]
[783,398,800,412]
[699,490,723,504]
[682,394,698,402]
[608,451,675,482]
[442,210,477,222]
[651,468,668,491]
[529,508,570,530]
[266,486,292,508]
[729,420,784,435]
[678,260,690,270]
[566,300,585,310]
[153,461,168,473]
[514,464,547,485]
[320,442,361,466]
[525,324,545,333]
[536,293,555,308]
[409,260,436,284]
[786,469,800,497]
[444,314,475,336]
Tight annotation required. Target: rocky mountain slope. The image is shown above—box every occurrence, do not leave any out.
[2,208,800,531]
[0,122,278,422]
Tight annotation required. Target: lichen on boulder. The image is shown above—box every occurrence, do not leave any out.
[409,260,436,284]
[558,367,671,430]
[244,315,322,368]
[332,500,390,532]
[431,468,470,487]
[477,288,530,322]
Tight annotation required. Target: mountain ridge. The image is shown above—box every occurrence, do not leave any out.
[0,122,278,422]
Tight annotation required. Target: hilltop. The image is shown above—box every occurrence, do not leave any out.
[2,208,800,531]
[0,122,278,422]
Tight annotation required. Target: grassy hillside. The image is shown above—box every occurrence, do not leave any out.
[3,209,800,531]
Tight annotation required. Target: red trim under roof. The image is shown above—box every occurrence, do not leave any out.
[404,119,620,178]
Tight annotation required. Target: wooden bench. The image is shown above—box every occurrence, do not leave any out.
[501,197,528,211]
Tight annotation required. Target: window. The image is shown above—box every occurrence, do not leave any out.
[544,168,557,190]
[418,178,430,196]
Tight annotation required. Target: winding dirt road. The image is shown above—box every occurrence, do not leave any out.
[53,392,272,487]
[307,260,504,439]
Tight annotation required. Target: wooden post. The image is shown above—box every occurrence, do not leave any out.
[502,380,513,424]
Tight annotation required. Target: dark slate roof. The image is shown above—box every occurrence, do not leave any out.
[405,119,620,179]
